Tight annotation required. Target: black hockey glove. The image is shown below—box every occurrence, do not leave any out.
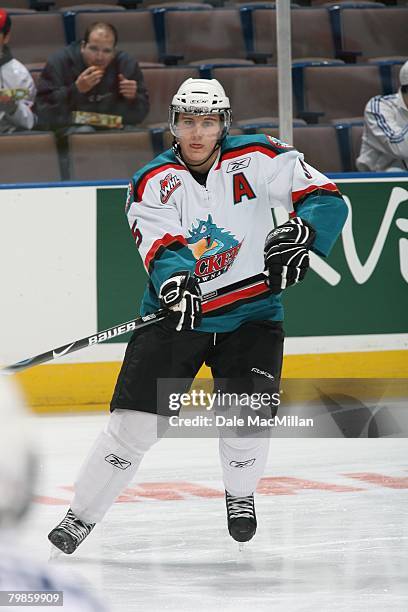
[264,217,316,294]
[159,271,202,331]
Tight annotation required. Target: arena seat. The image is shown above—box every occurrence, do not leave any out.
[68,131,155,181]
[7,13,66,68]
[3,6,35,13]
[350,123,364,172]
[54,3,125,10]
[226,1,283,5]
[255,125,345,173]
[332,6,408,63]
[140,66,200,126]
[211,65,280,123]
[391,61,405,92]
[294,63,384,123]
[3,1,32,8]
[74,10,162,65]
[143,0,213,7]
[160,8,251,65]
[310,1,383,5]
[240,119,308,133]
[250,7,339,63]
[0,133,61,184]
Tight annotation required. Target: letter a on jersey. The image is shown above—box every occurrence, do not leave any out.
[233,172,256,205]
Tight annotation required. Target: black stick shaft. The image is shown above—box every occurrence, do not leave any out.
[3,273,268,374]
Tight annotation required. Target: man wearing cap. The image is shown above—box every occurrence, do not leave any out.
[0,9,36,133]
[357,60,408,172]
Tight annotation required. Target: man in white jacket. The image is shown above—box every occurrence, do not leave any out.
[357,60,408,172]
[0,9,36,133]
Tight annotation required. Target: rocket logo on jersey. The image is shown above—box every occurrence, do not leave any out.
[187,214,242,282]
[160,173,181,204]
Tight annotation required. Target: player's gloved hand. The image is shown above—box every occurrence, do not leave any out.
[264,217,316,293]
[159,271,202,331]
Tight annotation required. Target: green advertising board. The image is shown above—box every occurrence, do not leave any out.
[97,179,408,340]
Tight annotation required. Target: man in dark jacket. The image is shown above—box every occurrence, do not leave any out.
[34,21,149,132]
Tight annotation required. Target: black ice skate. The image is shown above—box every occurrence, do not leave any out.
[225,491,257,543]
[48,509,95,555]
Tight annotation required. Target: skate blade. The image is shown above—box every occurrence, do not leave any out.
[238,542,245,553]
[49,544,63,561]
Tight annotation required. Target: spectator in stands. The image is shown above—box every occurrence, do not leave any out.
[34,21,149,133]
[0,9,36,133]
[357,60,408,173]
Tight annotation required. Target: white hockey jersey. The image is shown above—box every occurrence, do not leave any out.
[126,134,347,332]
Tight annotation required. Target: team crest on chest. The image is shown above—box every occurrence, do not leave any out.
[160,173,181,204]
[187,214,242,282]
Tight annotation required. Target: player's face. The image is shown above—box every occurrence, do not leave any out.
[81,29,116,71]
[176,114,222,166]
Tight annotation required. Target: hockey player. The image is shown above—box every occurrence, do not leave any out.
[48,78,348,554]
[0,376,108,611]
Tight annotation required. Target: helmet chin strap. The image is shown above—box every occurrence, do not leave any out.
[175,141,221,170]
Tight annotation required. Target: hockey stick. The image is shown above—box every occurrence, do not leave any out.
[2,272,268,374]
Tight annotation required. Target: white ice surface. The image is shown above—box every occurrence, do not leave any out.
[16,414,408,612]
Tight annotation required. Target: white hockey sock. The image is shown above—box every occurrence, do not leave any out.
[71,409,167,523]
[219,435,270,498]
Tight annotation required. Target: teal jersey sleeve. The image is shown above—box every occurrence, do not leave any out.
[297,192,348,257]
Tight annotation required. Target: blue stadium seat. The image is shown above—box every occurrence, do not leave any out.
[211,65,280,123]
[140,66,200,126]
[247,6,340,63]
[158,8,252,65]
[68,130,155,181]
[6,12,67,69]
[293,62,385,124]
[53,2,124,9]
[253,125,347,173]
[0,133,61,184]
[329,5,408,63]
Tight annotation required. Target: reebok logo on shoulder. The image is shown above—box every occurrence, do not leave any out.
[105,454,132,470]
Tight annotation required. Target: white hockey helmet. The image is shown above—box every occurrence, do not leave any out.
[169,78,232,139]
[0,376,36,529]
